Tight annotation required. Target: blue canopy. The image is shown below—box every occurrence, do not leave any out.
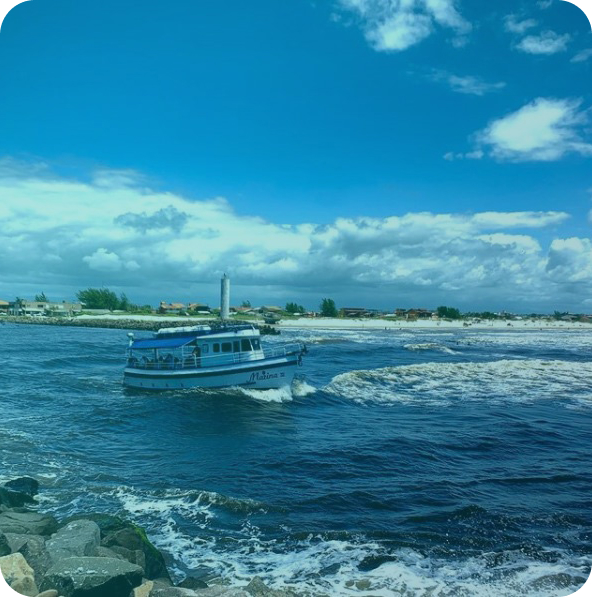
[131,337,194,350]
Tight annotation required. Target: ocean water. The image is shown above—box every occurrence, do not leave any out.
[1,322,591,596]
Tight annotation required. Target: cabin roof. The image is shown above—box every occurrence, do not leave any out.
[131,337,195,349]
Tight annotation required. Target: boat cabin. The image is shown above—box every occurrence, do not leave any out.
[127,324,264,370]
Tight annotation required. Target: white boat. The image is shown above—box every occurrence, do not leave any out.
[123,323,307,390]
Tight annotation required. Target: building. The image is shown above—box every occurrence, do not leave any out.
[158,301,186,314]
[0,300,8,314]
[8,300,82,316]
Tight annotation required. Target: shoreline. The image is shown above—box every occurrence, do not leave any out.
[0,477,300,597]
[2,314,591,332]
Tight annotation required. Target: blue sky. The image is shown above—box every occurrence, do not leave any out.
[0,0,591,311]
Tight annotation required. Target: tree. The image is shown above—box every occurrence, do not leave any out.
[34,292,47,302]
[241,300,251,308]
[76,288,120,310]
[285,302,305,314]
[436,306,461,320]
[119,293,130,311]
[320,298,338,317]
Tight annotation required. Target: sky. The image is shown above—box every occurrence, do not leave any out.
[0,0,591,312]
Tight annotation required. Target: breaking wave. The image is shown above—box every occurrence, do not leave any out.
[324,359,592,407]
[403,342,458,354]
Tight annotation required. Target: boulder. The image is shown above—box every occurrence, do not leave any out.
[46,520,100,563]
[108,545,146,572]
[0,486,35,508]
[244,578,296,597]
[41,556,143,597]
[0,552,39,596]
[36,591,59,597]
[0,531,10,557]
[102,525,169,581]
[59,514,130,539]
[18,534,52,581]
[178,577,208,589]
[95,546,125,560]
[0,511,58,536]
[151,587,199,597]
[4,477,39,497]
[133,580,154,597]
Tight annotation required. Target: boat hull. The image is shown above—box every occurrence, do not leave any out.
[123,356,300,390]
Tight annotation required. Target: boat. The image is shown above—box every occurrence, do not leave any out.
[123,323,307,390]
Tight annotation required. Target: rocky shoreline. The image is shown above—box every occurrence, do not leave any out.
[1,317,280,335]
[0,477,301,597]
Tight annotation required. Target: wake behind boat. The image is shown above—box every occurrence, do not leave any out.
[123,323,307,390]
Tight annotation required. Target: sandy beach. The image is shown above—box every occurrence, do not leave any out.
[68,313,592,331]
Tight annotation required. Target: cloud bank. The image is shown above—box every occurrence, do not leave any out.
[0,159,588,311]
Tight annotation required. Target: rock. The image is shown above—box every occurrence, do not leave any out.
[4,477,40,497]
[194,588,249,597]
[59,514,130,539]
[102,525,170,580]
[355,579,371,591]
[0,531,10,556]
[5,532,31,552]
[41,556,143,597]
[244,577,296,597]
[0,552,39,596]
[95,546,125,560]
[108,545,146,572]
[151,587,199,597]
[19,534,52,580]
[0,511,58,536]
[36,590,59,597]
[0,486,36,508]
[178,577,208,589]
[46,520,100,563]
[133,580,154,597]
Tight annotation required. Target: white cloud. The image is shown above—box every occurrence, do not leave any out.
[546,238,592,283]
[516,30,570,55]
[571,48,592,63]
[430,70,506,96]
[504,15,538,34]
[0,160,586,310]
[470,98,592,162]
[339,0,471,51]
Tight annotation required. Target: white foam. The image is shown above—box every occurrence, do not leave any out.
[291,378,317,397]
[403,342,458,354]
[237,386,293,403]
[325,359,592,407]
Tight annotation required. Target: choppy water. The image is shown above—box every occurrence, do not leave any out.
[1,322,591,596]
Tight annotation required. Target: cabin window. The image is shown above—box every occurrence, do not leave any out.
[233,341,240,352]
[213,343,220,353]
[221,342,232,353]
[241,339,251,352]
[201,344,209,353]
[251,338,261,350]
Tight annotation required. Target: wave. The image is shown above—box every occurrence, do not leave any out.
[324,359,592,407]
[403,342,458,354]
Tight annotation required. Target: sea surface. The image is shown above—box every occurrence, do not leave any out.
[1,322,591,596]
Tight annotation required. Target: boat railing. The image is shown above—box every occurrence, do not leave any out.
[127,342,305,371]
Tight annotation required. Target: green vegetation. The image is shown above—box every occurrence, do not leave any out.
[77,288,151,313]
[241,300,251,308]
[34,292,48,302]
[320,298,338,317]
[436,306,461,320]
[285,302,306,314]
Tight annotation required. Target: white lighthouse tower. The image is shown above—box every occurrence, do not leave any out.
[220,273,230,320]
